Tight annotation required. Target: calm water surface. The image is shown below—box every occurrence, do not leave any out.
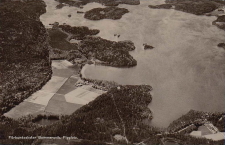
[41,0,225,128]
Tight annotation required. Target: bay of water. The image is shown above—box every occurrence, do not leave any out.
[41,0,225,128]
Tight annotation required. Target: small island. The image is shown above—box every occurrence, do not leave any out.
[218,43,225,49]
[213,15,225,30]
[77,11,84,14]
[149,0,225,15]
[1,0,225,145]
[148,4,173,9]
[143,43,154,50]
[84,7,129,20]
[55,0,140,9]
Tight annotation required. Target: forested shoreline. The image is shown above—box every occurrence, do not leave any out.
[0,0,224,145]
[0,0,52,115]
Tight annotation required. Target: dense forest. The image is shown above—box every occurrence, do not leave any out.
[79,37,137,67]
[1,86,224,144]
[168,110,225,133]
[0,85,157,144]
[58,24,100,40]
[39,85,155,143]
[213,15,225,30]
[55,0,140,8]
[0,0,52,115]
[81,78,118,91]
[149,0,225,15]
[48,24,98,61]
[48,23,137,67]
[0,0,225,145]
[153,133,225,145]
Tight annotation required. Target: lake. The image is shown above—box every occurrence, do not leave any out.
[41,0,225,128]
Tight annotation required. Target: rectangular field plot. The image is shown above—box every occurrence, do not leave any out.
[4,102,45,119]
[65,87,103,105]
[41,76,68,93]
[25,91,55,106]
[52,60,73,69]
[45,99,82,115]
[204,132,225,141]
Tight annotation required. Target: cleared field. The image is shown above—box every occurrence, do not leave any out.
[44,84,105,114]
[4,102,45,119]
[50,94,66,102]
[190,131,202,137]
[44,99,82,115]
[41,76,68,93]
[52,60,79,78]
[190,126,225,141]
[81,85,106,94]
[25,91,55,106]
[56,76,78,95]
[52,60,74,69]
[52,69,76,78]
[65,86,104,105]
[204,132,225,141]
[198,125,212,136]
[4,60,104,119]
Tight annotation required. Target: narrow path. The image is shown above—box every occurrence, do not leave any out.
[110,94,129,144]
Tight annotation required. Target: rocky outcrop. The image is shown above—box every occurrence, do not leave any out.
[84,7,129,20]
[0,0,51,114]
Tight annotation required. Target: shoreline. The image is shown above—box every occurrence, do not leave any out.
[77,0,225,128]
[1,0,225,144]
[80,63,87,79]
[3,60,108,119]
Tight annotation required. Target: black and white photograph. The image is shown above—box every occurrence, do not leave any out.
[0,0,225,144]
